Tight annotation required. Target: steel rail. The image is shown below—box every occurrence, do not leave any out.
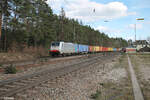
[0,55,104,97]
[0,52,118,98]
[0,52,113,68]
[0,55,96,85]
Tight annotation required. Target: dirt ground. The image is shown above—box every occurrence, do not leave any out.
[0,47,48,63]
[91,54,134,100]
[0,53,35,63]
[129,53,150,100]
[12,54,134,100]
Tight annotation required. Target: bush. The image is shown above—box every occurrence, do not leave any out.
[5,64,17,74]
[90,90,101,99]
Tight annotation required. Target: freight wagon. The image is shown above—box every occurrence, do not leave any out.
[125,47,136,53]
[78,44,89,53]
[49,41,121,56]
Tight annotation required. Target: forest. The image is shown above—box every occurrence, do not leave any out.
[0,0,128,52]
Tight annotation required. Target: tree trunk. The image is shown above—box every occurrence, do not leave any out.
[0,13,2,51]
[0,13,2,39]
[4,19,7,52]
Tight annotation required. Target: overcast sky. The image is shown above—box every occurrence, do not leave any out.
[46,0,150,41]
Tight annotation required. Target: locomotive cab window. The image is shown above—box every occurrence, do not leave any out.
[51,42,60,46]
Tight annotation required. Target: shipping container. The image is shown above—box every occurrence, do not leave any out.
[99,46,102,52]
[113,48,117,51]
[126,48,136,53]
[75,44,79,53]
[79,44,88,53]
[95,46,99,52]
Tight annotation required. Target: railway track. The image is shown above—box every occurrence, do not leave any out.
[0,52,119,99]
[0,52,115,68]
[0,53,118,98]
[0,55,66,68]
[0,55,90,74]
[0,53,101,68]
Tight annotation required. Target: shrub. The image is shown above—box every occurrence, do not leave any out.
[5,64,17,74]
[90,90,101,99]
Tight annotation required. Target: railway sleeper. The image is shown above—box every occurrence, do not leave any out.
[0,88,9,92]
[27,78,39,81]
[4,85,18,88]
[15,93,28,98]
[20,80,33,83]
[13,82,27,86]
[0,55,114,97]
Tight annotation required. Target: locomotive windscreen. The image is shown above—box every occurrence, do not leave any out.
[51,42,60,46]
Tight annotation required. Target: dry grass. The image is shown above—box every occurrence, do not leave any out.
[0,46,49,63]
[129,53,150,100]
[91,54,134,100]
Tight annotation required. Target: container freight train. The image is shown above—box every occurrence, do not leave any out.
[49,41,120,56]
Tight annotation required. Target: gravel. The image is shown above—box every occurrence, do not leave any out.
[102,68,127,83]
[13,55,127,100]
[0,56,87,80]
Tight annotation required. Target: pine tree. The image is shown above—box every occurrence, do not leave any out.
[0,0,128,52]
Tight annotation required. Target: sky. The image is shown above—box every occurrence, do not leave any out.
[46,0,150,41]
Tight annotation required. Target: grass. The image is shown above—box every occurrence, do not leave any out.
[91,81,133,100]
[138,54,150,63]
[5,64,17,74]
[90,54,134,100]
[39,58,48,63]
[90,90,101,100]
[119,54,125,63]
[129,54,150,100]
[113,53,126,69]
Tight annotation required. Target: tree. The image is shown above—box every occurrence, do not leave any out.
[0,13,1,40]
[128,39,133,46]
[0,0,3,41]
[0,0,11,51]
[147,37,150,44]
[59,7,65,41]
[0,0,128,52]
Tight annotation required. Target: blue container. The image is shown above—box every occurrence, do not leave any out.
[78,44,83,52]
[84,45,89,52]
[78,45,89,53]
[75,44,79,53]
[113,48,117,51]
